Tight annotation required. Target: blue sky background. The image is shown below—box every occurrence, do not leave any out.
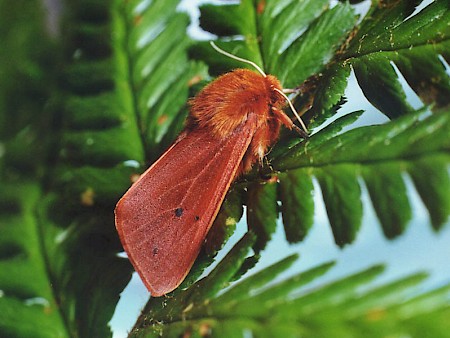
[109,1,449,336]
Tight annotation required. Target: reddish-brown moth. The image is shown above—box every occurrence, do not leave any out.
[115,42,308,296]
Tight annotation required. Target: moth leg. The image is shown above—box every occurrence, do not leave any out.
[272,107,308,139]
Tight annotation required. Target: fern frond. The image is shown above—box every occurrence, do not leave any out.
[131,234,449,337]
[192,0,449,248]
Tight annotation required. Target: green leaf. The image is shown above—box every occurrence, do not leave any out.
[199,2,254,37]
[0,1,67,337]
[271,2,356,87]
[275,109,449,169]
[352,54,415,118]
[211,254,300,306]
[213,260,335,316]
[130,238,450,337]
[363,162,412,238]
[343,0,450,116]
[246,181,278,252]
[273,109,449,241]
[279,168,315,243]
[0,0,53,140]
[258,0,330,72]
[2,0,195,336]
[408,154,450,229]
[305,62,352,129]
[192,0,449,247]
[195,0,356,88]
[0,183,67,338]
[316,164,363,246]
[122,0,205,158]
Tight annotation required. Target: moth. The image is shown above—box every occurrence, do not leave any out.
[115,42,308,296]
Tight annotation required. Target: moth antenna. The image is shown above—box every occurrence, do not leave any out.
[273,88,308,134]
[210,41,267,78]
